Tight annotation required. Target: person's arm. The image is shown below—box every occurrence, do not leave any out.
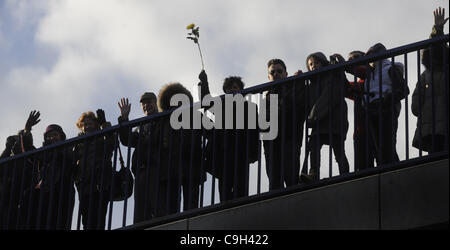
[12,111,39,154]
[95,108,117,154]
[431,7,448,38]
[117,98,139,147]
[24,110,40,133]
[411,73,425,117]
[198,70,211,103]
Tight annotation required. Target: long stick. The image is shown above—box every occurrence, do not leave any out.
[197,42,205,70]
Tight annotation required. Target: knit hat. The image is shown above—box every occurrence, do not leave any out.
[140,92,157,103]
[44,124,66,140]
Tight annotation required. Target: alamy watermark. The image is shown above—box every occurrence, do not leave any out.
[169,93,278,140]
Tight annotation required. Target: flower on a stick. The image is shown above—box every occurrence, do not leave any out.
[186,23,205,70]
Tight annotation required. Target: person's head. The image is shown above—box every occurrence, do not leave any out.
[158,82,193,112]
[76,111,100,134]
[140,92,158,116]
[6,135,19,149]
[267,59,288,81]
[223,76,244,94]
[421,44,449,70]
[366,43,387,67]
[43,124,66,146]
[348,50,365,61]
[306,52,329,71]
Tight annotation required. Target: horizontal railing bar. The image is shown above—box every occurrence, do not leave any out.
[1,34,448,167]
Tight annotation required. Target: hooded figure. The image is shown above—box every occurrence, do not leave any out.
[152,82,205,217]
[301,52,349,181]
[412,18,449,153]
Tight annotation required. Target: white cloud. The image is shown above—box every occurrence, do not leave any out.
[5,0,48,30]
[0,20,4,46]
[1,0,448,164]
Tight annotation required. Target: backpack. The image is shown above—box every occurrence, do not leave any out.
[388,64,410,101]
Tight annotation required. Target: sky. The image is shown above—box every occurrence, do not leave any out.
[0,0,449,229]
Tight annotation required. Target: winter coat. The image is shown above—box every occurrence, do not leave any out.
[1,130,75,229]
[205,96,260,179]
[0,130,36,196]
[199,80,260,179]
[35,148,75,194]
[157,82,206,185]
[261,72,306,187]
[412,23,448,152]
[73,122,115,196]
[412,69,448,152]
[0,130,36,229]
[118,116,159,176]
[306,52,349,140]
[264,75,306,144]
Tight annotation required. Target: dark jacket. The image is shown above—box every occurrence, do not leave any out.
[0,130,36,229]
[118,116,159,176]
[306,52,349,140]
[412,23,449,152]
[157,83,206,185]
[1,130,75,229]
[22,146,75,230]
[264,75,306,144]
[73,122,115,196]
[202,93,260,180]
[261,72,306,188]
[0,130,36,194]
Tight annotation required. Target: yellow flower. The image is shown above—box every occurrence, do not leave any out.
[186,23,195,30]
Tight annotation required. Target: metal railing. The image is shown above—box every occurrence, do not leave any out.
[0,34,448,230]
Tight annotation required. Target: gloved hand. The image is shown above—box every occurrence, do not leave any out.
[96,109,106,125]
[25,110,41,131]
[199,70,208,84]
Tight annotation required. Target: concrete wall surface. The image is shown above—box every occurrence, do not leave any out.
[147,159,449,230]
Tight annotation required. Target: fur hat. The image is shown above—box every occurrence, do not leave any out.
[157,82,193,112]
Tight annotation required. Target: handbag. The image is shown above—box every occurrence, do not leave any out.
[111,145,134,201]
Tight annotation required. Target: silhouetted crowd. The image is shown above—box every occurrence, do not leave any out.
[0,8,448,230]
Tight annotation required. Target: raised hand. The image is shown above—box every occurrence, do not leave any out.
[434,7,449,27]
[333,53,346,64]
[25,110,41,131]
[293,69,303,76]
[96,109,106,125]
[118,98,131,119]
[199,70,208,83]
